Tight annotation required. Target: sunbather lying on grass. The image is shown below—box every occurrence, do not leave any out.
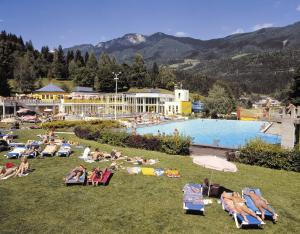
[222,192,264,224]
[244,190,278,221]
[91,148,104,161]
[67,165,86,182]
[0,166,17,179]
[90,168,103,186]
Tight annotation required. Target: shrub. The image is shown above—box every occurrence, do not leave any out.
[41,120,120,130]
[74,125,191,155]
[237,139,300,172]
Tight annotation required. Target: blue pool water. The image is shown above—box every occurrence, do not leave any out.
[136,119,281,149]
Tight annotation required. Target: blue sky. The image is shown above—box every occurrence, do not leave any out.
[1,0,300,49]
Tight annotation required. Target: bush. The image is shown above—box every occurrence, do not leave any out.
[41,120,120,130]
[236,139,300,172]
[74,125,191,155]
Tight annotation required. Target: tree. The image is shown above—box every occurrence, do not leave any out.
[151,62,159,88]
[14,51,37,93]
[287,69,300,106]
[86,53,98,69]
[95,53,114,92]
[157,66,176,90]
[130,54,149,88]
[51,45,67,79]
[66,50,74,65]
[74,50,84,67]
[84,51,89,65]
[73,67,96,87]
[203,84,236,116]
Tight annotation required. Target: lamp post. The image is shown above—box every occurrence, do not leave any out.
[112,72,121,120]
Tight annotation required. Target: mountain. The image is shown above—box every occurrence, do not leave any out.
[64,21,300,94]
[64,21,300,64]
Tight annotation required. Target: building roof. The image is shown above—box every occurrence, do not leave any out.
[35,84,66,93]
[73,86,94,92]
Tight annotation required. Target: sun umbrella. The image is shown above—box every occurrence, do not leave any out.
[193,155,237,196]
[17,108,31,114]
[44,108,53,112]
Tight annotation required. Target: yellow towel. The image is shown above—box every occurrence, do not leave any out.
[141,167,155,176]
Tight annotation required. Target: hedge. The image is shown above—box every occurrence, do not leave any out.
[41,120,120,130]
[74,125,191,155]
[228,139,300,172]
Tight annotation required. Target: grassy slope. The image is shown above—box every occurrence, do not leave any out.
[0,129,299,234]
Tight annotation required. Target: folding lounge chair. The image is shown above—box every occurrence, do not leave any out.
[182,183,205,214]
[57,143,72,157]
[65,171,87,186]
[22,149,38,158]
[41,145,58,157]
[6,145,27,159]
[220,192,265,229]
[242,188,277,222]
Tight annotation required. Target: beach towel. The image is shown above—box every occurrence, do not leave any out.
[127,167,141,174]
[154,168,164,176]
[165,169,180,178]
[141,167,155,176]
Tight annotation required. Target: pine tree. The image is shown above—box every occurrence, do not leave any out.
[151,62,159,88]
[74,50,84,67]
[51,45,67,79]
[14,51,37,93]
[84,51,89,66]
[95,53,114,92]
[66,50,74,65]
[130,54,149,88]
[86,53,98,69]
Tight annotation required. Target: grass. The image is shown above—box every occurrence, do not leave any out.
[0,129,300,234]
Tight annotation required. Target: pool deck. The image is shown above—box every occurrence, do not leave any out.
[190,145,230,158]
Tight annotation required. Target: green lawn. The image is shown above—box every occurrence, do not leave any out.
[0,129,299,234]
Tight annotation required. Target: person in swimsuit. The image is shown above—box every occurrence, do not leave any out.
[67,165,86,182]
[244,190,278,221]
[231,192,264,223]
[90,168,103,186]
[14,157,30,177]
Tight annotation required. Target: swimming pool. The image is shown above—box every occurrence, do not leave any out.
[136,119,281,149]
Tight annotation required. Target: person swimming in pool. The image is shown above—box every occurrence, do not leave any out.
[244,190,278,221]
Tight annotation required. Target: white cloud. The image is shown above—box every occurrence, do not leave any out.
[231,28,244,34]
[175,31,188,37]
[297,5,300,11]
[252,23,273,31]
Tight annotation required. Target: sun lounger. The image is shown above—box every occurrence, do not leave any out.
[165,169,180,178]
[6,145,27,158]
[41,144,58,157]
[57,143,72,157]
[183,183,205,214]
[220,192,265,229]
[22,149,38,158]
[65,171,87,185]
[26,140,42,149]
[242,188,276,221]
